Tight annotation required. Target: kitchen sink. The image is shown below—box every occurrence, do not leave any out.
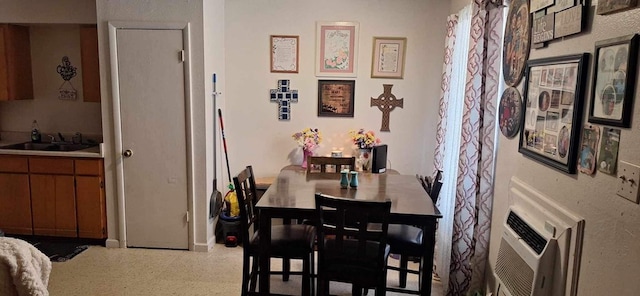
[0,142,97,151]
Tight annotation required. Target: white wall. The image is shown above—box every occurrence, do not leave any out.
[0,24,102,138]
[203,0,226,248]
[223,0,449,181]
[0,0,96,24]
[0,1,100,138]
[488,5,640,296]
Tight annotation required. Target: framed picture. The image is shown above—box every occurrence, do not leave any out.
[597,127,621,175]
[371,37,407,79]
[270,35,299,73]
[317,80,355,117]
[588,34,639,127]
[316,21,359,77]
[578,125,600,175]
[519,53,590,174]
[596,0,638,15]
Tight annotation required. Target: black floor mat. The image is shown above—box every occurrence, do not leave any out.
[32,240,89,262]
[4,235,91,262]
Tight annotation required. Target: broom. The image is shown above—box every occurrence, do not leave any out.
[218,108,239,217]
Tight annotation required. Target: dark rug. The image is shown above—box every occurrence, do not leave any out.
[32,240,89,262]
[4,235,90,262]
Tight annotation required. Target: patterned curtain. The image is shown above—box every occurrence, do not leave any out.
[433,0,504,295]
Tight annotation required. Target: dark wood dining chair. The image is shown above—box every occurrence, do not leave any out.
[384,170,443,294]
[314,193,392,296]
[306,156,356,174]
[234,165,316,296]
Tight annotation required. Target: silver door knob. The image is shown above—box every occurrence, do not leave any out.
[123,149,133,157]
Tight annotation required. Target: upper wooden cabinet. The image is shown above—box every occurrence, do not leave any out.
[0,24,34,101]
[80,25,101,102]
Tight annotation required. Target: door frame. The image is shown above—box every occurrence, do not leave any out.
[108,21,195,250]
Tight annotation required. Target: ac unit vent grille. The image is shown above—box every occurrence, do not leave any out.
[507,211,547,254]
[496,237,534,296]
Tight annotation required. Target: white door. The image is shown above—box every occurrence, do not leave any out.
[116,28,188,249]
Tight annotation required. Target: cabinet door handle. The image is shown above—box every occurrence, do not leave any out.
[123,149,133,157]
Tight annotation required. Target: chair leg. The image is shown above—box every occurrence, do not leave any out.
[376,269,388,296]
[249,256,259,293]
[374,285,385,296]
[399,255,409,288]
[310,252,316,296]
[242,254,252,296]
[351,284,363,296]
[302,256,311,296]
[283,257,291,281]
[317,277,329,296]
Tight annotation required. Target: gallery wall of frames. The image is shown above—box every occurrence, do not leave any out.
[498,0,638,176]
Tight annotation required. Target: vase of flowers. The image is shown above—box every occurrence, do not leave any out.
[349,129,381,172]
[292,128,322,168]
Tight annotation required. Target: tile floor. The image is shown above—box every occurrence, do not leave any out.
[48,243,443,295]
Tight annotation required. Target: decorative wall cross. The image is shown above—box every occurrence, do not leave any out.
[270,79,298,120]
[371,84,403,131]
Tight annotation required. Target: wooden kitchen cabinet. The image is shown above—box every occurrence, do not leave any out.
[75,159,107,239]
[0,24,34,101]
[0,155,32,235]
[29,157,77,237]
[0,155,106,239]
[80,25,101,103]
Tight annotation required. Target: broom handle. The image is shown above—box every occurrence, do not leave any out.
[218,108,232,183]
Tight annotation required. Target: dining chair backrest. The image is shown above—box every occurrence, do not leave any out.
[307,156,356,174]
[315,193,391,286]
[428,170,443,204]
[416,174,430,193]
[233,165,259,244]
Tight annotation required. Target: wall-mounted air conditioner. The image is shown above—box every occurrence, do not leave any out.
[495,207,557,296]
[496,177,585,296]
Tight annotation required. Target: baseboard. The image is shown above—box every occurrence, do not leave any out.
[193,237,215,252]
[105,239,120,248]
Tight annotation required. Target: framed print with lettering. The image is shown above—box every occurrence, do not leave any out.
[317,80,355,117]
[371,37,407,79]
[588,34,638,127]
[316,22,359,77]
[270,35,299,73]
[519,53,590,174]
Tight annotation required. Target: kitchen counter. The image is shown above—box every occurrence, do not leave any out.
[0,141,104,158]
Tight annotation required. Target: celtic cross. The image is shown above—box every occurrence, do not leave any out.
[371,84,403,132]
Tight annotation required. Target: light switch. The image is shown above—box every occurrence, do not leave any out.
[616,161,640,203]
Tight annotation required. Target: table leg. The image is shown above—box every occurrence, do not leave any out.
[259,212,271,295]
[421,221,437,296]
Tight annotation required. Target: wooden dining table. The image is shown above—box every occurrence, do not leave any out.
[255,166,442,295]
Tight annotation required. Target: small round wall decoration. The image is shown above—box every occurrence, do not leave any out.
[499,87,523,138]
